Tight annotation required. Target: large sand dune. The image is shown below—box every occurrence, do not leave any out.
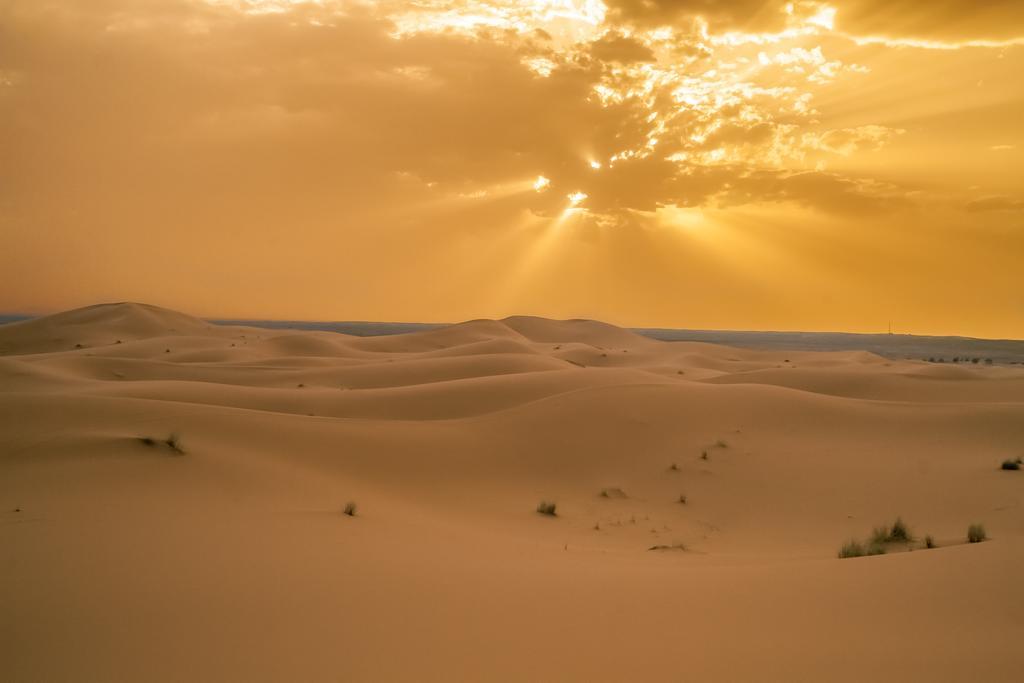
[2,303,1023,681]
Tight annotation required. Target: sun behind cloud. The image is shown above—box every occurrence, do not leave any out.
[1,0,1022,336]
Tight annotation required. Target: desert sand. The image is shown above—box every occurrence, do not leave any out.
[2,302,1023,681]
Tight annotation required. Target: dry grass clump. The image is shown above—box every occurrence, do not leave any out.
[870,518,913,545]
[137,433,185,455]
[648,542,687,552]
[967,523,986,543]
[838,539,886,559]
[343,502,357,517]
[536,501,557,516]
[841,517,916,559]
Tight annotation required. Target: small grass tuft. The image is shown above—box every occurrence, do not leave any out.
[967,523,986,543]
[924,535,936,549]
[669,462,679,471]
[870,525,890,545]
[164,433,185,455]
[536,500,557,516]
[138,436,158,447]
[700,451,708,461]
[868,518,913,545]
[343,502,357,516]
[648,542,687,552]
[889,517,912,543]
[838,540,865,558]
[678,494,687,505]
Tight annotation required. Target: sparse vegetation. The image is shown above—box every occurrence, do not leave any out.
[678,494,687,504]
[925,535,936,549]
[714,439,728,449]
[869,518,913,545]
[138,433,185,454]
[343,502,357,516]
[536,500,557,516]
[165,433,185,455]
[669,462,680,471]
[839,540,867,558]
[889,517,912,543]
[1001,459,1021,471]
[599,487,627,499]
[700,451,708,461]
[967,523,986,543]
[840,518,916,559]
[648,542,687,552]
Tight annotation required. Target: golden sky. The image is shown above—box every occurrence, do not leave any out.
[2,0,1022,336]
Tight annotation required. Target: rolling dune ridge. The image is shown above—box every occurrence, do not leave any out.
[2,303,1023,681]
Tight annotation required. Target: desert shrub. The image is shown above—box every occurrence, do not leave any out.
[536,500,557,516]
[967,523,986,543]
[138,436,157,447]
[700,451,708,461]
[838,540,865,558]
[669,462,680,471]
[343,502,357,516]
[870,525,890,545]
[678,494,687,504]
[165,433,185,455]
[865,543,887,556]
[648,542,687,551]
[889,517,912,543]
[870,518,912,544]
[1001,459,1021,471]
[985,358,993,365]
[925,535,935,549]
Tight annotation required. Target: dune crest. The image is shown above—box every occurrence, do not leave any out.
[2,303,1023,681]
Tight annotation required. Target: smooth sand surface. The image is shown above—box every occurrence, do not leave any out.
[2,303,1023,681]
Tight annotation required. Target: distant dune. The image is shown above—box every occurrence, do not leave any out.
[2,302,1023,681]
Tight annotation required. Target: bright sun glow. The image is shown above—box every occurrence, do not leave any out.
[567,191,588,206]
[589,160,602,169]
[533,175,551,191]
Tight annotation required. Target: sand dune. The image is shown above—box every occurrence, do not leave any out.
[2,303,1023,681]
